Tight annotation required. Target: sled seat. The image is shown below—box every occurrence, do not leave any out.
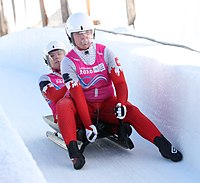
[43,114,134,150]
[43,115,112,140]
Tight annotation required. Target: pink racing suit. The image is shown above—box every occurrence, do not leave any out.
[67,44,114,102]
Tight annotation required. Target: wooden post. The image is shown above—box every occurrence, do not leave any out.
[0,0,8,36]
[126,0,136,27]
[0,0,3,36]
[86,0,90,16]
[86,0,100,25]
[39,0,48,26]
[60,0,71,23]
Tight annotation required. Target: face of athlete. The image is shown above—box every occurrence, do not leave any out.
[49,49,65,71]
[72,30,93,50]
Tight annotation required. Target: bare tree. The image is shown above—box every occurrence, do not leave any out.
[39,0,48,26]
[126,0,136,27]
[60,0,71,23]
[0,0,8,36]
[11,0,16,24]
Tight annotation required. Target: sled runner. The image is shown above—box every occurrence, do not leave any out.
[43,115,84,151]
[43,115,134,152]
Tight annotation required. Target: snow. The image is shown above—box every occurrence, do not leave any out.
[0,106,46,183]
[0,26,200,182]
[133,0,200,51]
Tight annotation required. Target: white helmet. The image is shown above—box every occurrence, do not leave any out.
[65,12,94,38]
[43,40,67,55]
[43,40,67,65]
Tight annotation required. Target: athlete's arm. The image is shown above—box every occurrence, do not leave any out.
[104,47,128,105]
[39,75,67,103]
[61,57,93,129]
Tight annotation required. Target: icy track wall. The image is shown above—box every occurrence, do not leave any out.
[0,106,47,183]
[123,44,200,172]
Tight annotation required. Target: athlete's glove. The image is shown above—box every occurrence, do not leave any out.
[86,125,98,143]
[115,103,127,119]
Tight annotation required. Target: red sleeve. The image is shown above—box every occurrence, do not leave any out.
[69,82,92,128]
[45,86,67,103]
[109,68,128,105]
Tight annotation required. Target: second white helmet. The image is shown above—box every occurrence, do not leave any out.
[43,40,67,55]
[65,12,94,38]
[43,40,67,65]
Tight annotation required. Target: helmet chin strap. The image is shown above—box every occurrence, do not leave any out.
[45,54,53,68]
[45,54,58,72]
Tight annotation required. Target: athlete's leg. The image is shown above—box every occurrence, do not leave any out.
[56,97,82,145]
[100,97,182,161]
[99,96,161,143]
[56,97,85,169]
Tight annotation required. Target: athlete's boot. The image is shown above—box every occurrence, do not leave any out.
[154,135,183,162]
[67,141,85,169]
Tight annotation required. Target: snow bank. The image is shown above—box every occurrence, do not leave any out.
[95,30,200,172]
[0,106,46,183]
[124,44,200,171]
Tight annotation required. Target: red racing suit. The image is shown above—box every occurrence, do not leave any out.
[59,43,161,145]
[39,71,67,122]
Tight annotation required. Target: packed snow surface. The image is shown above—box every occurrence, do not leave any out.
[0,27,200,182]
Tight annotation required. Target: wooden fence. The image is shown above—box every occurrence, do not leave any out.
[0,0,135,36]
